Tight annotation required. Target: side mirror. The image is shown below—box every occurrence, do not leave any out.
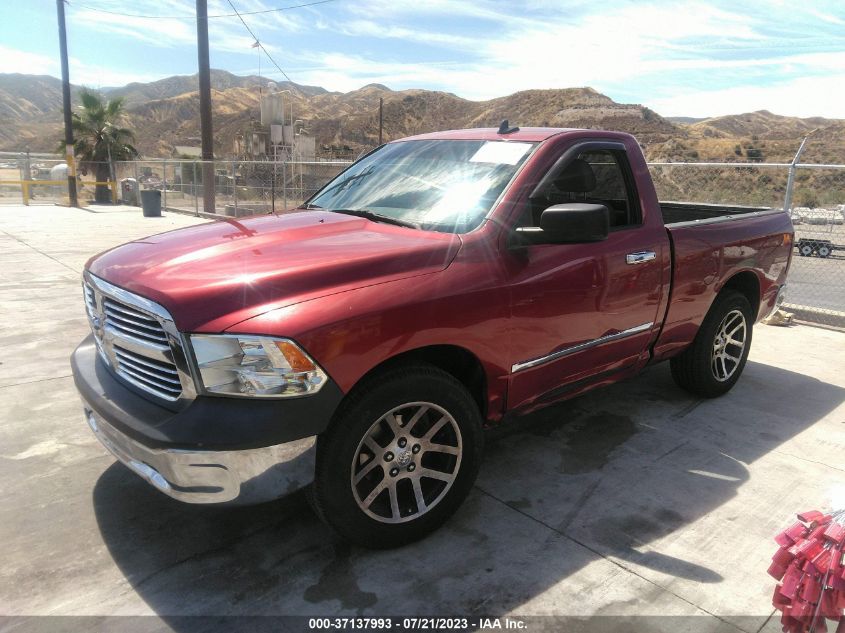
[513,203,609,245]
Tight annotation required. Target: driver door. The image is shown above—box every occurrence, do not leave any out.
[504,141,668,411]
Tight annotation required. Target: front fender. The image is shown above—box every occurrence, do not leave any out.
[226,266,512,423]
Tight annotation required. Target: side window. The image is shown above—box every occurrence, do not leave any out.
[519,148,641,229]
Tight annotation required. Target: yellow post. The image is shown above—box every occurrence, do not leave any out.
[64,146,78,207]
[22,181,29,206]
[111,181,118,204]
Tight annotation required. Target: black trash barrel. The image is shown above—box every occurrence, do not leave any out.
[140,189,162,217]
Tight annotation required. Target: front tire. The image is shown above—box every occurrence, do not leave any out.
[670,290,753,398]
[312,364,484,548]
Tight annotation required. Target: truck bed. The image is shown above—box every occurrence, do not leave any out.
[654,204,793,361]
[660,201,778,226]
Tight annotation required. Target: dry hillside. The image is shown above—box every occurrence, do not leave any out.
[1,70,843,172]
[0,71,679,158]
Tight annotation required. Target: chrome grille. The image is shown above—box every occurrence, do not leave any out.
[103,298,170,348]
[113,346,183,400]
[83,274,193,404]
[83,283,96,317]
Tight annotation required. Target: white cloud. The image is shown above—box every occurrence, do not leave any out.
[285,1,845,118]
[293,1,771,99]
[807,9,845,26]
[647,74,845,119]
[328,19,477,49]
[71,8,198,48]
[342,0,568,29]
[9,0,845,119]
[69,65,160,89]
[288,52,481,95]
[450,2,764,94]
[67,0,304,55]
[0,45,57,75]
[0,44,157,89]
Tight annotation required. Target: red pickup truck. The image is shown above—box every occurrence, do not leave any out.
[72,126,793,547]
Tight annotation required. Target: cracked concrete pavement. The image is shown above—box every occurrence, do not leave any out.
[1,204,844,632]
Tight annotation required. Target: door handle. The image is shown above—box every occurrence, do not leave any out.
[626,251,656,265]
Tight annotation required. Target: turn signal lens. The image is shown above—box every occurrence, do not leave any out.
[275,340,315,372]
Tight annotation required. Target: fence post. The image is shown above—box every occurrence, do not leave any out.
[232,160,237,216]
[162,159,167,212]
[272,156,277,214]
[21,152,32,204]
[18,156,25,205]
[783,135,810,214]
[109,159,117,204]
[193,161,198,216]
[133,161,140,205]
[282,160,287,210]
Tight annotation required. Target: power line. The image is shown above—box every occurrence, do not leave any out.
[69,0,339,20]
[226,0,293,83]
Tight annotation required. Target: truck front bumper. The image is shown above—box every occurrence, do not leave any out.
[82,405,316,504]
[72,335,343,505]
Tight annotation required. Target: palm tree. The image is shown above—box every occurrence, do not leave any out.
[65,89,139,202]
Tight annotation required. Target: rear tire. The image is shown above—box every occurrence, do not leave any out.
[817,245,832,258]
[799,244,814,257]
[312,364,484,548]
[670,290,753,398]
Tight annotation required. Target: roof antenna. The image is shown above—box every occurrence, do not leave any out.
[498,119,519,134]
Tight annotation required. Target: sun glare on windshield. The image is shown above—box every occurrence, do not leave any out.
[307,140,535,232]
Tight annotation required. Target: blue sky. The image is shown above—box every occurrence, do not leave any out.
[1,0,844,118]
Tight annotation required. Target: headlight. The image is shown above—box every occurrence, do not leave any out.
[190,335,327,398]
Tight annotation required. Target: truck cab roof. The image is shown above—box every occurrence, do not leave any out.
[397,127,636,143]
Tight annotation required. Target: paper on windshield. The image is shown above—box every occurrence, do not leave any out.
[469,141,532,165]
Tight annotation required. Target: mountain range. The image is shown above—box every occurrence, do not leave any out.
[1,69,843,165]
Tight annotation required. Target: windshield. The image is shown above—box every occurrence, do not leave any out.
[306,139,535,233]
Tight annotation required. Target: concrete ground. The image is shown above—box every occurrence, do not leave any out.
[1,204,844,631]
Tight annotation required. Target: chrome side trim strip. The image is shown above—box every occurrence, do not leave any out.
[511,321,654,373]
[664,208,784,229]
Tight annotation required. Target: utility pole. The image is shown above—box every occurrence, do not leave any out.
[378,97,384,146]
[196,0,215,214]
[56,0,78,207]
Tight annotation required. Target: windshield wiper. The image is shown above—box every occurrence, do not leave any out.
[302,203,322,209]
[327,208,420,230]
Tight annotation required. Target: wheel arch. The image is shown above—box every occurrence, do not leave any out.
[719,270,761,320]
[652,268,764,363]
[344,344,489,420]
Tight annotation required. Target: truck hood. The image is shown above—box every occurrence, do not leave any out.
[87,211,462,332]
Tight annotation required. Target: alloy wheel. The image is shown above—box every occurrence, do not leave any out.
[350,402,462,524]
[711,309,747,382]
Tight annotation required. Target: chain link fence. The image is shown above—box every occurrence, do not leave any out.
[647,161,845,327]
[0,152,118,206]
[113,159,350,216]
[648,162,790,209]
[0,153,349,213]
[2,149,843,327]
[783,164,845,326]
